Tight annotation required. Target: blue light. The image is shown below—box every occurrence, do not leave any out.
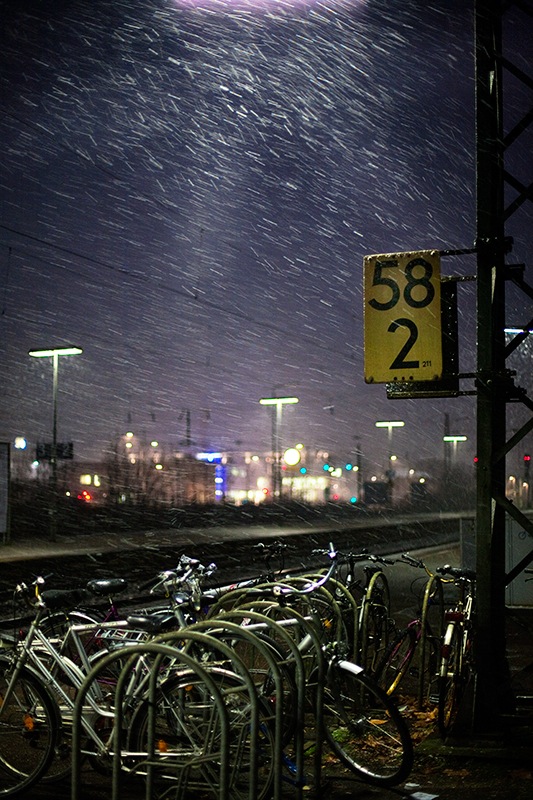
[350,496,358,504]
[300,467,307,474]
[323,463,330,471]
[196,452,223,463]
[345,463,353,470]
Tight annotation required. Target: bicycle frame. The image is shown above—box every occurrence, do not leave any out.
[0,604,157,766]
[440,582,475,680]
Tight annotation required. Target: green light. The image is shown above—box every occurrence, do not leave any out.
[259,396,299,406]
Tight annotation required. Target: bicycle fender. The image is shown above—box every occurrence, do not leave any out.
[337,659,364,675]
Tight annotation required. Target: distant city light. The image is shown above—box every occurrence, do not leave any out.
[283,447,301,466]
[14,437,27,450]
[196,452,223,462]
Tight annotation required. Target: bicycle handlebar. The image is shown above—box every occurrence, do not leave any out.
[437,564,476,581]
[14,580,90,612]
[337,549,395,566]
[139,555,217,595]
[252,540,293,554]
[273,542,337,597]
[401,553,424,568]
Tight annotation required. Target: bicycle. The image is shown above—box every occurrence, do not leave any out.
[0,581,119,796]
[436,564,476,738]
[0,576,194,792]
[205,543,415,787]
[375,552,445,708]
[0,577,275,799]
[114,542,413,791]
[320,548,395,673]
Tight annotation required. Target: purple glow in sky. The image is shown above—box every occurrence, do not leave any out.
[170,0,367,9]
[0,0,531,476]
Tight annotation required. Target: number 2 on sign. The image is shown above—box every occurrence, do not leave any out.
[363,250,442,384]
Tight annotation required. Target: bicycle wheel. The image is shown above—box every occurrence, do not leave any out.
[419,574,444,708]
[278,575,352,653]
[375,626,417,696]
[323,660,413,786]
[129,668,275,800]
[438,622,463,738]
[0,659,61,797]
[207,628,298,747]
[359,572,391,674]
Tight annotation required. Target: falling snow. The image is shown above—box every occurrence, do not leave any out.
[0,0,531,478]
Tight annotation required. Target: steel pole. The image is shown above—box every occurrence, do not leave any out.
[474,0,514,730]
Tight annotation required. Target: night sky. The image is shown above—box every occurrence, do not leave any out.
[1,0,531,476]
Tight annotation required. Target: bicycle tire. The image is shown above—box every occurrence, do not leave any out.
[323,660,413,786]
[0,659,61,797]
[206,627,298,747]
[437,621,463,738]
[375,626,417,696]
[359,571,391,675]
[419,574,444,709]
[128,668,275,800]
[278,574,352,653]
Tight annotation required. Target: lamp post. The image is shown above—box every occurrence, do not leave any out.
[259,395,299,499]
[443,434,468,466]
[375,420,405,504]
[353,436,363,501]
[28,346,82,538]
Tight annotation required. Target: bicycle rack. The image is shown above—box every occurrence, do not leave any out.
[68,568,359,800]
[219,600,326,798]
[181,618,286,800]
[71,641,230,800]
[153,628,264,800]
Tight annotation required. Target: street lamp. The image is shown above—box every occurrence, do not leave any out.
[28,346,83,538]
[375,420,405,457]
[259,395,299,498]
[375,420,405,503]
[443,434,468,465]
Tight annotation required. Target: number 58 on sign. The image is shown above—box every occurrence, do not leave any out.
[363,250,442,384]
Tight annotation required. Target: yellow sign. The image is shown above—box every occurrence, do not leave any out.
[364,250,442,384]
